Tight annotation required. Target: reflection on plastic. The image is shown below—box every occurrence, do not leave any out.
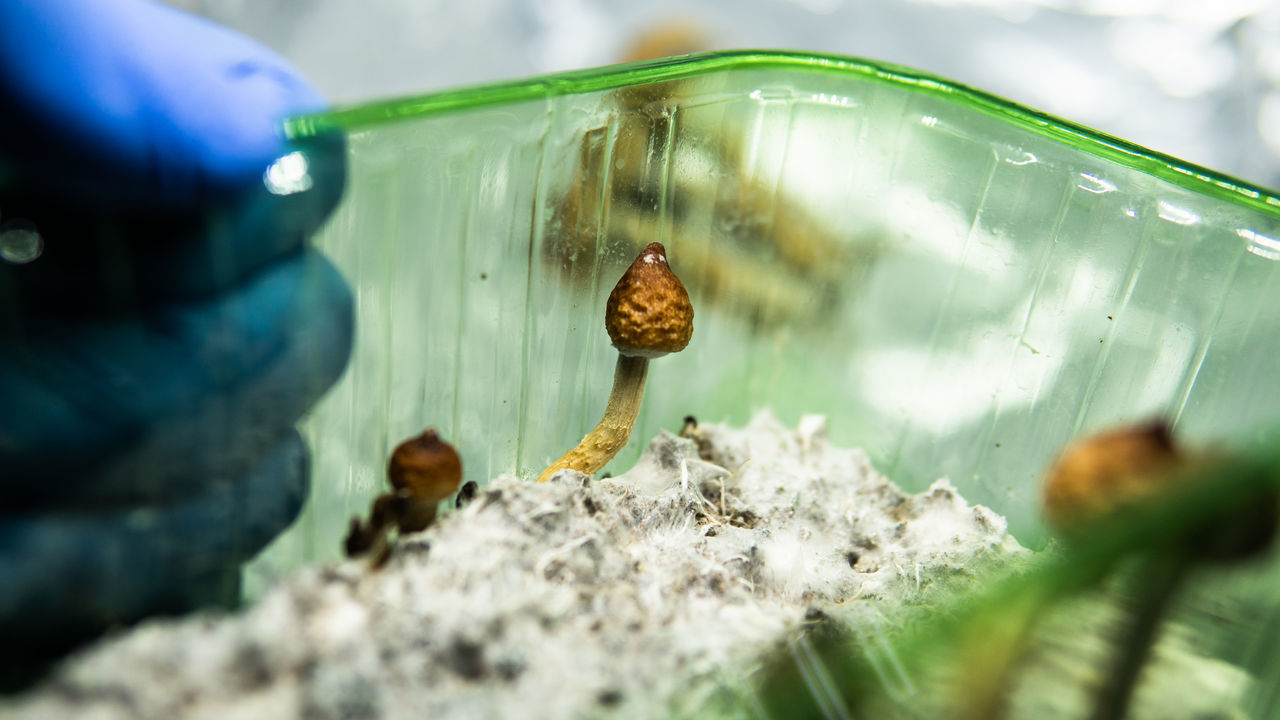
[1239,227,1280,261]
[1156,200,1200,225]
[1077,172,1117,194]
[1004,151,1038,166]
[263,150,315,196]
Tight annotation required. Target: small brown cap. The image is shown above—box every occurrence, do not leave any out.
[605,242,694,358]
[620,20,709,63]
[387,429,463,503]
[1042,422,1179,533]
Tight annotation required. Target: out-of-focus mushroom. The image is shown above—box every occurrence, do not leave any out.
[345,429,463,566]
[1041,421,1278,720]
[386,429,464,531]
[1041,422,1181,534]
[619,19,710,63]
[536,242,693,483]
[1042,421,1276,559]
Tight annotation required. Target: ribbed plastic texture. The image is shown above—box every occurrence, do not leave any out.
[253,52,1280,592]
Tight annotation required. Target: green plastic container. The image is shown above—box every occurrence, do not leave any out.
[262,46,1280,576]
[248,48,1280,718]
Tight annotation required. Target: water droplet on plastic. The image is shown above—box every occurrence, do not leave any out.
[0,218,43,264]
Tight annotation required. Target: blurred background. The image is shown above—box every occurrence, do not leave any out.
[170,0,1280,191]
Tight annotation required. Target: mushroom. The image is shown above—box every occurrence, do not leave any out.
[345,428,463,566]
[1041,422,1277,720]
[1041,421,1181,535]
[536,242,694,483]
[1041,422,1276,557]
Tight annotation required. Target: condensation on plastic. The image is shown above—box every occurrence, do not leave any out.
[248,52,1280,593]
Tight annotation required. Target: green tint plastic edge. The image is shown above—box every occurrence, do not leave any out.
[286,50,1280,220]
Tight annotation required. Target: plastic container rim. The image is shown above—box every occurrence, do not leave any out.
[285,49,1280,223]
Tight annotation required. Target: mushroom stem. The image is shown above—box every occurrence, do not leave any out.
[537,354,649,483]
[1090,551,1188,720]
[536,241,692,483]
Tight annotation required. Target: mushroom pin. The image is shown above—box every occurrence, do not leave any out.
[385,429,464,531]
[536,242,694,483]
[345,428,463,566]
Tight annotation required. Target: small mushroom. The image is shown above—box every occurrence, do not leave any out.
[536,242,694,483]
[386,429,464,531]
[1041,421,1277,720]
[455,480,479,509]
[344,428,463,566]
[678,414,698,438]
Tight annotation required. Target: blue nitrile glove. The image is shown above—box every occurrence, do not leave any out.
[0,0,353,683]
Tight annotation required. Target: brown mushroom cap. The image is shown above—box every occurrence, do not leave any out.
[387,429,463,503]
[620,20,709,63]
[1043,422,1280,561]
[605,242,694,358]
[1042,422,1180,532]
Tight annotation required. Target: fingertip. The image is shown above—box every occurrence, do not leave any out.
[157,24,331,191]
[0,0,330,207]
[129,1,333,196]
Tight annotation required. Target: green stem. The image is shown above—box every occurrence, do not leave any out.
[1090,552,1188,720]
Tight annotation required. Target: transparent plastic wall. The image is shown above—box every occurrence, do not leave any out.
[251,53,1280,582]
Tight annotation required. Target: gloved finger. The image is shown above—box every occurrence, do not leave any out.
[0,0,347,319]
[0,0,326,211]
[0,430,311,670]
[0,132,346,323]
[0,249,353,510]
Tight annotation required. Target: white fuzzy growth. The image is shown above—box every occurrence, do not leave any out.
[0,413,1028,719]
